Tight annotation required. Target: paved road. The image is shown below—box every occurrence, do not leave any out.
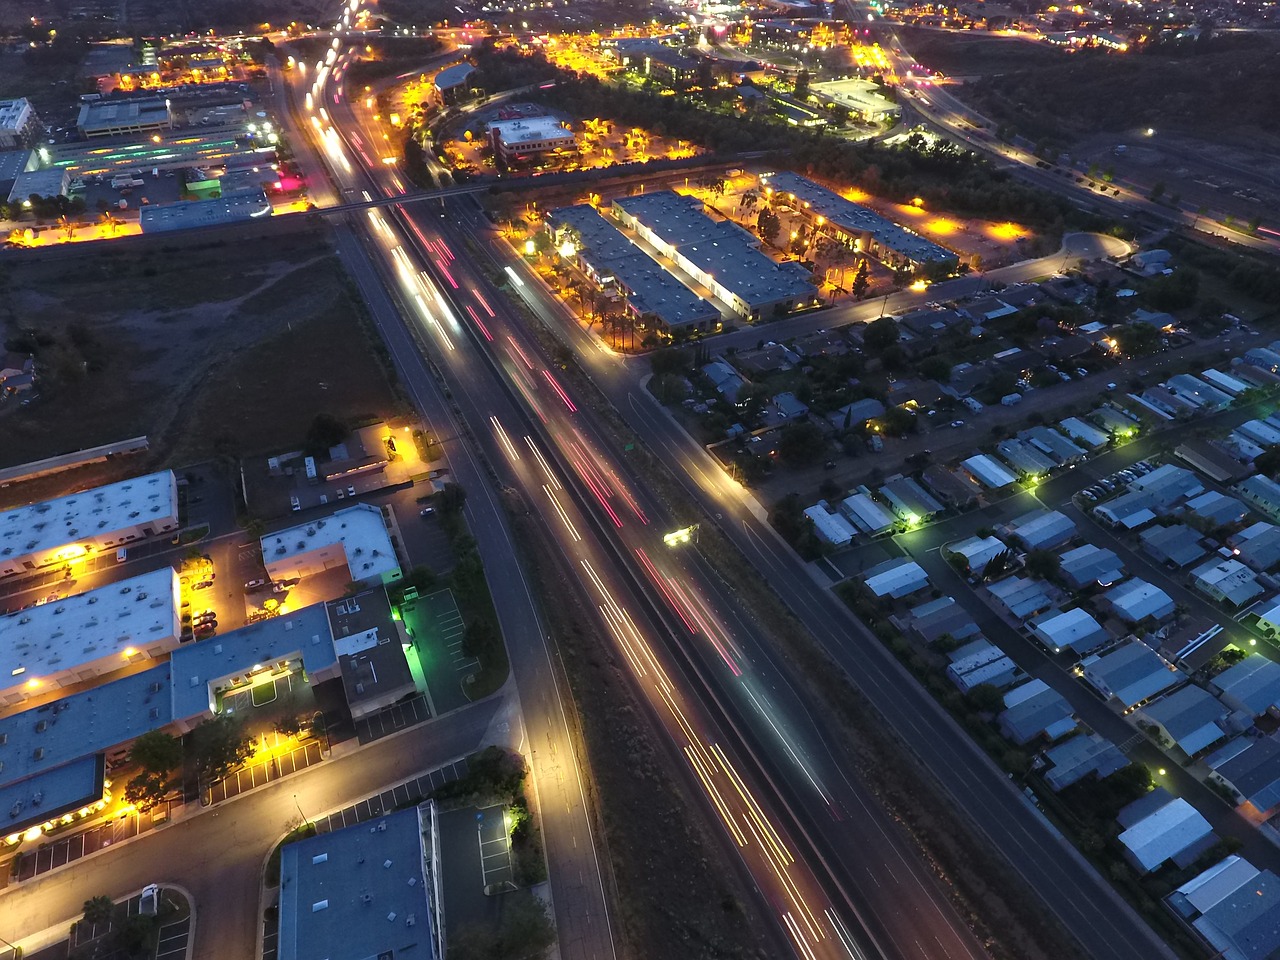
[0,697,506,959]
[291,46,619,960]
[491,225,1180,960]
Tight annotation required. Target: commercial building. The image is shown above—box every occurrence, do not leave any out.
[261,504,402,588]
[960,454,1017,491]
[612,191,817,321]
[278,806,441,960]
[432,62,475,103]
[1138,685,1230,757]
[0,470,179,580]
[1207,736,1280,817]
[0,568,181,708]
[77,97,173,138]
[1042,732,1128,791]
[810,79,901,123]
[1080,641,1177,710]
[1211,654,1280,718]
[0,99,39,149]
[326,589,416,721]
[997,679,1077,744]
[169,603,341,731]
[1099,578,1175,624]
[139,191,274,234]
[1058,543,1124,590]
[760,171,956,270]
[0,663,172,840]
[488,116,575,164]
[1191,557,1264,608]
[8,167,70,204]
[863,557,929,600]
[1027,607,1109,655]
[1117,789,1216,874]
[1140,523,1207,568]
[547,205,720,335]
[1001,508,1075,552]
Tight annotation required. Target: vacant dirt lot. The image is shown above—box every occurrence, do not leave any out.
[0,219,404,472]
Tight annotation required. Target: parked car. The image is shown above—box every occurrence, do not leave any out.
[244,578,266,590]
[273,582,289,593]
[420,506,436,517]
[1075,368,1089,378]
[193,580,214,591]
[194,622,217,636]
[346,485,356,496]
[290,495,301,512]
[1057,371,1071,382]
[950,420,965,428]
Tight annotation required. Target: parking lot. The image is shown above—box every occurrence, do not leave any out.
[354,693,432,744]
[204,739,324,804]
[402,588,474,714]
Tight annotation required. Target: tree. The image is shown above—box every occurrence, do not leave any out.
[650,347,691,378]
[191,715,253,783]
[125,771,171,812]
[439,481,468,514]
[83,895,115,928]
[756,208,781,245]
[850,258,870,298]
[1024,549,1060,581]
[303,413,348,457]
[129,730,183,775]
[793,68,810,99]
[918,356,952,383]
[862,316,900,351]
[778,421,827,466]
[1148,180,1165,201]
[967,683,1004,714]
[449,895,556,960]
[1254,446,1280,479]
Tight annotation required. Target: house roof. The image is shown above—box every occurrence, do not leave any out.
[1213,655,1280,716]
[1118,796,1214,873]
[863,557,928,598]
[1029,607,1109,654]
[1059,543,1125,588]
[1140,523,1207,567]
[1042,732,1128,790]
[1082,641,1178,708]
[1101,578,1175,623]
[1194,870,1280,960]
[987,575,1054,620]
[1003,508,1076,551]
[1213,736,1280,812]
[1170,855,1261,918]
[961,454,1018,489]
[998,679,1076,744]
[1142,685,1230,756]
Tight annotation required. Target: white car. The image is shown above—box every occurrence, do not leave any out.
[290,495,301,511]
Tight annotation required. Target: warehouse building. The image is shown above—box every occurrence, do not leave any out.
[0,470,179,579]
[612,191,817,321]
[761,171,956,270]
[77,97,173,138]
[262,504,402,588]
[139,191,274,234]
[488,116,575,164]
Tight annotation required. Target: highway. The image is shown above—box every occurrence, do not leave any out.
[300,11,1001,959]
[483,215,1180,960]
[272,27,620,960]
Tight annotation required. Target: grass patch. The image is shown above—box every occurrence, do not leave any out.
[264,821,317,888]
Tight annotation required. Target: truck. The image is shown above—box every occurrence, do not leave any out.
[1001,393,1023,406]
[962,397,984,414]
[111,176,144,189]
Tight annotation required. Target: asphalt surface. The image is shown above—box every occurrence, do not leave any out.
[490,228,1180,960]
[0,697,506,960]
[281,46,619,960]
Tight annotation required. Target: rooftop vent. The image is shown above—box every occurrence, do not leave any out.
[312,853,328,864]
[312,901,328,913]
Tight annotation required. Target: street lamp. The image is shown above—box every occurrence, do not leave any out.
[294,793,311,828]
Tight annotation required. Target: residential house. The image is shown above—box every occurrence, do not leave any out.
[1131,249,1172,274]
[988,576,1055,620]
[898,307,967,337]
[1001,508,1076,552]
[735,342,800,375]
[771,391,809,422]
[1117,789,1216,874]
[1166,374,1233,412]
[838,493,896,537]
[1168,855,1262,924]
[1242,347,1280,375]
[1138,685,1231,757]
[1237,475,1280,522]
[1231,359,1280,388]
[1099,579,1175,625]
[1093,464,1204,530]
[921,464,981,508]
[702,360,748,402]
[1027,607,1110,655]
[1197,368,1250,397]
[1140,385,1200,419]
[1256,596,1280,636]
[1230,522,1280,573]
[1190,869,1280,960]
[997,679,1077,744]
[1176,439,1254,485]
[961,454,1018,491]
[878,477,943,524]
[896,596,980,645]
[1042,732,1129,791]
[1080,641,1178,710]
[1058,416,1110,449]
[0,354,34,398]
[1234,419,1280,448]
[1140,524,1208,569]
[1212,654,1280,718]
[1018,425,1086,466]
[1191,558,1264,608]
[1058,543,1125,589]
[1091,406,1140,437]
[948,535,1008,576]
[1207,735,1280,818]
[1130,307,1175,328]
[1181,491,1250,529]
[825,397,885,431]
[804,503,856,547]
[947,642,1023,693]
[996,439,1055,479]
[863,557,929,600]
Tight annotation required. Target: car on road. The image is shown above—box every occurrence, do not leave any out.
[244,578,266,590]
[950,420,965,428]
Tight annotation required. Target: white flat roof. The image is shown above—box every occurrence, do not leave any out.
[261,504,399,582]
[0,567,180,685]
[489,116,574,145]
[0,470,176,564]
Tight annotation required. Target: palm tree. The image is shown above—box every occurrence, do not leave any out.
[99,210,122,235]
[57,215,76,241]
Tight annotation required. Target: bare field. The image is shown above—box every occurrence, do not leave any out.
[0,220,403,473]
